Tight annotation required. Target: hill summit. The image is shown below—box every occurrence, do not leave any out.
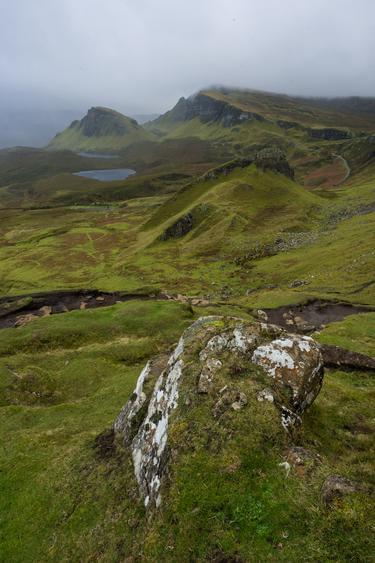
[48,106,153,152]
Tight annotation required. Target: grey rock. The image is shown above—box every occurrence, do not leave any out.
[321,475,361,507]
[114,316,324,508]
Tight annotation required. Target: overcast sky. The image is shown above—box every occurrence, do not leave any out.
[1,0,374,115]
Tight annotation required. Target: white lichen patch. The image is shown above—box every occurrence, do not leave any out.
[230,328,249,352]
[206,358,223,371]
[257,388,274,403]
[252,342,295,378]
[204,333,229,354]
[281,406,302,431]
[298,336,313,353]
[278,461,291,477]
[131,336,185,506]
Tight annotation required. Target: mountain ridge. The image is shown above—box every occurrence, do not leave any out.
[46,87,375,155]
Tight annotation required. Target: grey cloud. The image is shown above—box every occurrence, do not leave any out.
[1,0,374,117]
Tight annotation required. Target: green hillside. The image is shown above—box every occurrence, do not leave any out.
[148,88,375,137]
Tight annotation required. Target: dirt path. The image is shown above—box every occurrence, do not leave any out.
[332,153,351,183]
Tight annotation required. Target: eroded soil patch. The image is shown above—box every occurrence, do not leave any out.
[0,289,164,329]
[264,299,374,333]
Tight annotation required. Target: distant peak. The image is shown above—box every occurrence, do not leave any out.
[87,106,126,117]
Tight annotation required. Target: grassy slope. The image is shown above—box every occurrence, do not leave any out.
[0,164,373,304]
[0,300,195,562]
[0,91,374,561]
[48,126,153,151]
[202,88,375,130]
[0,301,373,562]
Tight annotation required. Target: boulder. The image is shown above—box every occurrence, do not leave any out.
[321,475,361,507]
[14,313,39,327]
[39,305,52,317]
[256,309,268,321]
[251,335,324,419]
[285,446,322,476]
[114,316,324,508]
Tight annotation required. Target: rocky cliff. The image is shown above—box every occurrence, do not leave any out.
[152,92,266,130]
[308,127,352,141]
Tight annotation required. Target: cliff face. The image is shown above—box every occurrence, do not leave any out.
[157,92,266,128]
[308,127,352,141]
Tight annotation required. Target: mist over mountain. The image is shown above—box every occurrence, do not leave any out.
[0,108,80,149]
[1,0,375,149]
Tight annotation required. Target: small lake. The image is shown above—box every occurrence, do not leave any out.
[77,152,119,159]
[73,169,136,181]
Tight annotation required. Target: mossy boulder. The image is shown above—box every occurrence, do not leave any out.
[114,316,324,508]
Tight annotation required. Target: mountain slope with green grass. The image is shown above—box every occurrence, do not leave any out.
[148,88,375,137]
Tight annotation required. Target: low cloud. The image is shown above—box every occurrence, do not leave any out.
[1,0,374,115]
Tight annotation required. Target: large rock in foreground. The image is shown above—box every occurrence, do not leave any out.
[114,316,324,508]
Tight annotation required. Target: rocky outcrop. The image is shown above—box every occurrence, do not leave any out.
[234,232,316,266]
[159,203,211,241]
[255,148,295,179]
[163,93,266,128]
[114,316,324,508]
[277,120,301,130]
[321,475,362,507]
[159,212,194,240]
[200,157,254,181]
[308,128,352,141]
[200,150,294,183]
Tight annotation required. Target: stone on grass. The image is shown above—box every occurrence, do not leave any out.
[321,475,361,507]
[114,316,324,508]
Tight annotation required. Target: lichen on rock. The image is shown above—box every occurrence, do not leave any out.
[114,316,324,508]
